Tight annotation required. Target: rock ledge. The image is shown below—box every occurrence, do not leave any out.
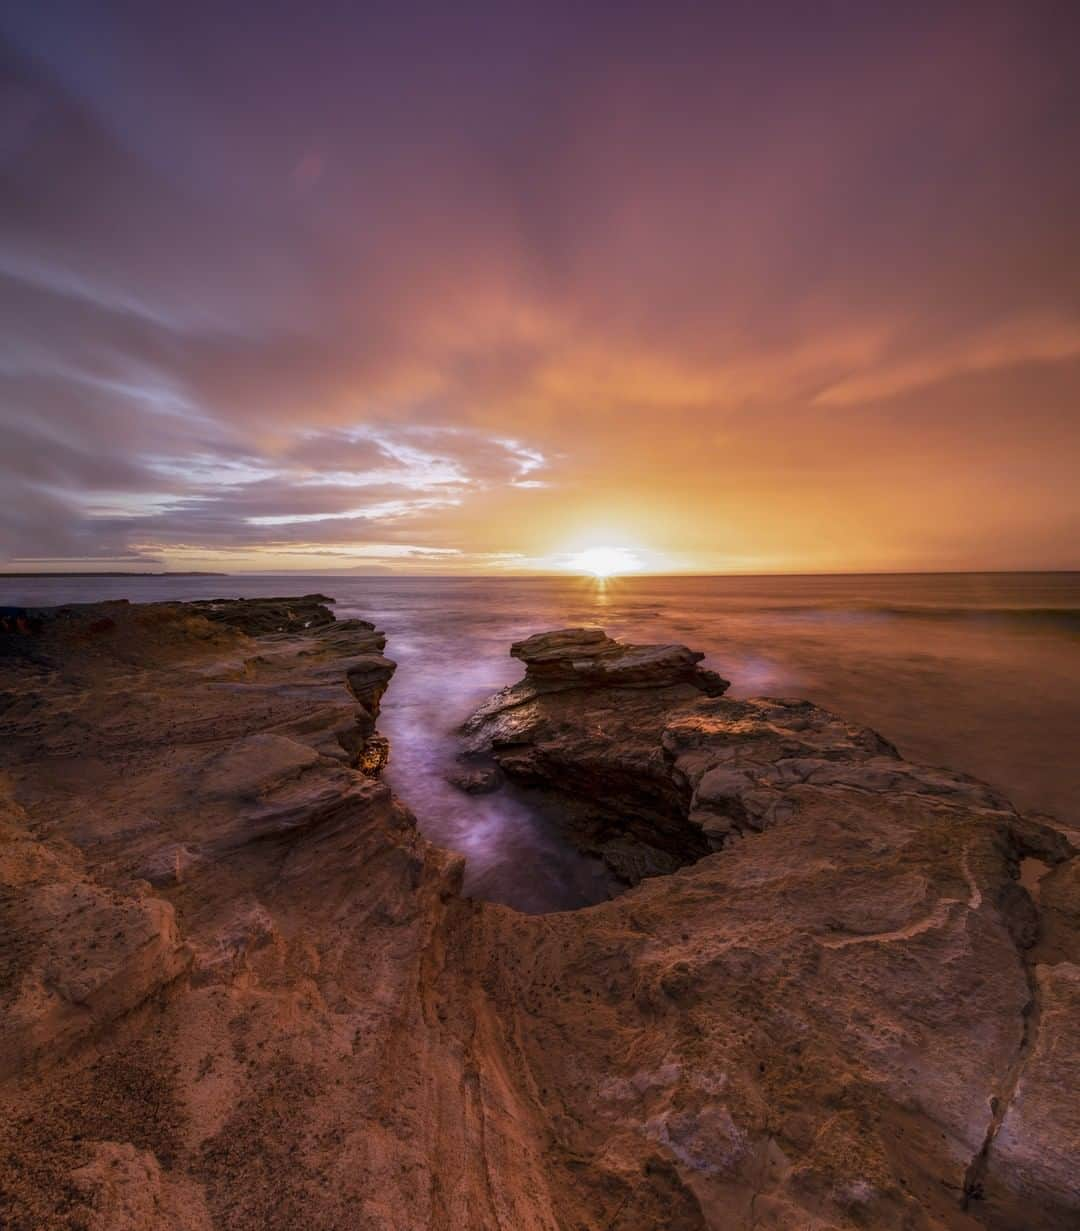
[511,626,730,693]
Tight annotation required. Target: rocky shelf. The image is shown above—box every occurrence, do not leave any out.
[1,603,1077,1230]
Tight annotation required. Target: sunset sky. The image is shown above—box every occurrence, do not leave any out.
[2,1,1078,574]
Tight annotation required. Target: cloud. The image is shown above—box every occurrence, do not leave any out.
[0,3,1078,572]
[0,392,552,565]
[814,316,1080,407]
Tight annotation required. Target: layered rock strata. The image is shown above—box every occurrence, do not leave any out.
[510,627,731,694]
[1,609,1077,1231]
[460,628,1080,1228]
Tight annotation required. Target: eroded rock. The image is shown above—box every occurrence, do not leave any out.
[187,594,336,635]
[2,612,1077,1231]
[454,627,1080,1228]
[462,637,1025,881]
[0,794,191,1080]
[69,1141,214,1231]
[511,626,730,693]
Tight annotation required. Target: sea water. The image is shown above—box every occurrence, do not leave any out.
[5,572,1077,911]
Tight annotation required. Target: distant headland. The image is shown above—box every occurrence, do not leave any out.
[0,571,228,578]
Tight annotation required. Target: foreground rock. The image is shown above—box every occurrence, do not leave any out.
[1,610,1077,1230]
[461,628,1080,1228]
[0,598,456,1230]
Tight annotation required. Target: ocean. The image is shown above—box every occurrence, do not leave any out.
[5,571,1078,912]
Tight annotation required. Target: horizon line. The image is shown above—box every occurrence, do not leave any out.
[2,568,1078,580]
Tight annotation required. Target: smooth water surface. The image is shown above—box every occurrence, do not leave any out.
[5,572,1078,911]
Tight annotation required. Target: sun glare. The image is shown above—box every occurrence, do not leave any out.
[564,546,642,578]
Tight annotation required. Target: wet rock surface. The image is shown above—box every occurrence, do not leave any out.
[446,764,503,794]
[1,610,1077,1230]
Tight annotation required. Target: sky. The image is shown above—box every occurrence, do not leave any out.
[1,0,1078,574]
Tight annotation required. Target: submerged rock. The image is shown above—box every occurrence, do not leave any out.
[446,764,503,794]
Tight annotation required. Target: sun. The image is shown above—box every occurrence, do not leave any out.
[564,546,642,579]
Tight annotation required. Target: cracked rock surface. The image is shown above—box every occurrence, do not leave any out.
[1,609,1077,1230]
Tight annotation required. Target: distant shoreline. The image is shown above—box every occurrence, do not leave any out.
[0,568,1077,580]
[0,571,227,578]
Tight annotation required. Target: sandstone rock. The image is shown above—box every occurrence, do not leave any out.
[977,961,1080,1225]
[342,653,397,775]
[1,598,466,1230]
[198,733,322,799]
[345,653,398,731]
[2,611,1077,1231]
[69,1141,213,1231]
[0,795,191,1080]
[139,843,205,887]
[187,594,336,635]
[463,654,1028,880]
[455,628,1080,1228]
[511,626,730,693]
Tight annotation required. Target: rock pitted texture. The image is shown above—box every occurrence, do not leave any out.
[0,797,190,1082]
[1,612,1078,1231]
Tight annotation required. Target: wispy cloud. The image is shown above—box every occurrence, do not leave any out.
[814,316,1080,406]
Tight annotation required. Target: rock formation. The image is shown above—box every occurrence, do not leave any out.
[1,609,1077,1230]
[187,593,337,634]
[462,629,1080,1228]
[509,627,731,693]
